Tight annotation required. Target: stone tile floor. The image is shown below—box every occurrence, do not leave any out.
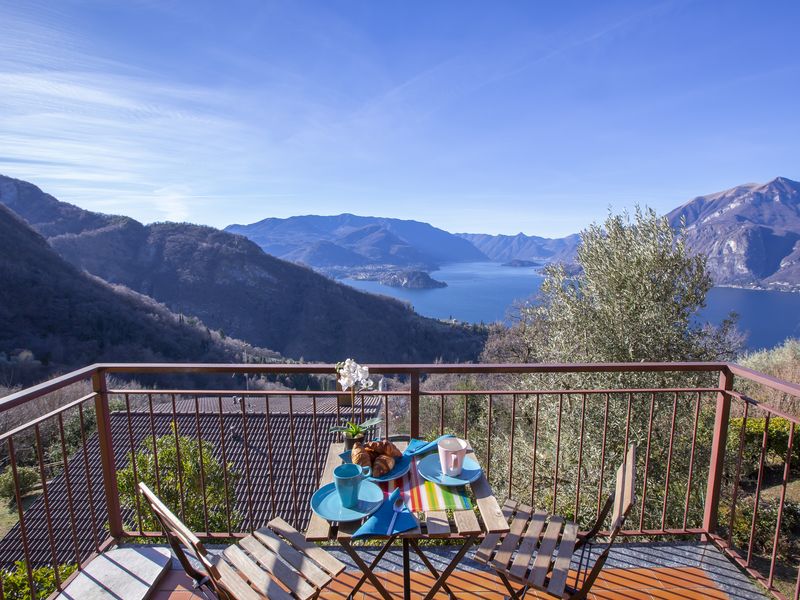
[148,542,767,599]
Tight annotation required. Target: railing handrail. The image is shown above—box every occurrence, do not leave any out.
[728,361,800,398]
[97,360,729,374]
[0,361,731,413]
[0,363,98,413]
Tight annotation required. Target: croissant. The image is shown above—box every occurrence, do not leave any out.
[363,441,381,458]
[351,443,372,468]
[365,440,402,458]
[383,441,402,458]
[372,454,396,477]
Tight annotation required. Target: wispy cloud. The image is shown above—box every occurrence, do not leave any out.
[0,2,271,222]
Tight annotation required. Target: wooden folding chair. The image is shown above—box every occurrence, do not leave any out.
[138,482,345,600]
[475,444,637,600]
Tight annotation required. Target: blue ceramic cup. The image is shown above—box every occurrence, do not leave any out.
[334,463,371,509]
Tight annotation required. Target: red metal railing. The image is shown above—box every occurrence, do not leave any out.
[0,362,798,599]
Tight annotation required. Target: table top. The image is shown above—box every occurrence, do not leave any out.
[305,440,510,542]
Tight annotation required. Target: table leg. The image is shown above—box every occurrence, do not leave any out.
[347,535,397,597]
[403,538,411,600]
[339,538,394,600]
[409,540,457,599]
[421,536,476,600]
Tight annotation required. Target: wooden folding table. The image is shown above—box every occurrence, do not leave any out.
[305,441,509,600]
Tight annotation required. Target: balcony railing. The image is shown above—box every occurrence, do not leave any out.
[1,362,799,599]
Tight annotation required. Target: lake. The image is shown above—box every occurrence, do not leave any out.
[344,262,800,352]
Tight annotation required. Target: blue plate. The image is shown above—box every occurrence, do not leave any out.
[416,453,482,486]
[339,450,413,483]
[310,481,384,522]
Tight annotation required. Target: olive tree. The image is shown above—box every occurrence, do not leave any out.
[472,207,740,528]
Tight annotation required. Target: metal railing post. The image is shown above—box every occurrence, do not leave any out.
[93,368,123,538]
[410,372,420,438]
[703,366,734,535]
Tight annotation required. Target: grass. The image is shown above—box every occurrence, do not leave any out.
[761,478,800,503]
[0,493,41,538]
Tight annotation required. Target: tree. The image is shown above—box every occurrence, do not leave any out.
[472,207,742,529]
[117,423,240,532]
[507,206,740,364]
[0,467,38,503]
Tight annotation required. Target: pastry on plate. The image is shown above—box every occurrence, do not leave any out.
[372,454,396,477]
[351,443,373,468]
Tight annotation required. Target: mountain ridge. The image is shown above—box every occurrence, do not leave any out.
[225,213,487,269]
[0,175,486,364]
[457,231,580,264]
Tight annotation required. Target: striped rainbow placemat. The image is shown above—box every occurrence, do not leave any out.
[381,456,472,511]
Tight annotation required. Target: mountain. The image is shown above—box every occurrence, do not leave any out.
[0,204,278,383]
[460,177,800,292]
[458,232,580,263]
[225,214,487,269]
[0,175,486,363]
[667,177,800,291]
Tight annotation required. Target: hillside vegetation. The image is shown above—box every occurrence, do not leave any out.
[0,204,278,384]
[0,175,485,364]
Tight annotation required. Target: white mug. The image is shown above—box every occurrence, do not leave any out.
[438,437,468,477]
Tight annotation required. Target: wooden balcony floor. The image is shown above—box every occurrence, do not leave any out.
[151,565,737,599]
[140,541,764,599]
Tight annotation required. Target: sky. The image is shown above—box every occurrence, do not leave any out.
[0,0,798,237]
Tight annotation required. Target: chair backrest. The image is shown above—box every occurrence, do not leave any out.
[571,444,637,600]
[610,444,637,535]
[138,482,220,582]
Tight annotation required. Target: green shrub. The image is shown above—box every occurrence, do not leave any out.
[728,417,799,475]
[719,496,800,561]
[0,561,76,600]
[0,467,39,503]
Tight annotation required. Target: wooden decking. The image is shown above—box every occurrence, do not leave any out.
[150,565,731,599]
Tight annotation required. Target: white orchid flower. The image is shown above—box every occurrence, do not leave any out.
[336,358,372,392]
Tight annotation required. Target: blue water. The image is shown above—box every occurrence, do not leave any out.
[344,262,800,351]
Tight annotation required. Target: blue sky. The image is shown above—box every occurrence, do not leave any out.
[0,0,798,236]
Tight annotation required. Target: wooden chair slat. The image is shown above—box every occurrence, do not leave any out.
[475,499,517,564]
[215,556,278,600]
[508,510,547,581]
[546,522,579,596]
[528,516,564,588]
[611,444,637,531]
[268,517,346,577]
[305,444,343,542]
[223,545,282,598]
[623,444,636,512]
[226,542,317,600]
[138,483,202,549]
[246,532,329,590]
[453,508,481,535]
[247,531,331,590]
[490,504,532,571]
[611,457,625,528]
[424,510,451,537]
